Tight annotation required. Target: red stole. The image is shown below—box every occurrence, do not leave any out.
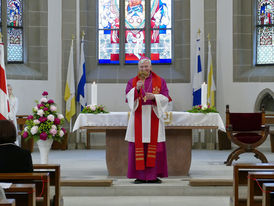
[132,71,161,170]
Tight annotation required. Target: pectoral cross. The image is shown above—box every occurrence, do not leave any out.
[143,95,147,102]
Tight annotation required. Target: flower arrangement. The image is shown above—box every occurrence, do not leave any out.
[187,104,218,114]
[81,104,108,114]
[22,91,66,142]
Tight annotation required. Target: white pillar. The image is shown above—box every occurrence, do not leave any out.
[48,0,62,109]
[216,0,233,119]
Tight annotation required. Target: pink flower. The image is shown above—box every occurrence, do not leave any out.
[39,117,47,123]
[22,131,28,138]
[90,105,96,111]
[50,128,57,136]
[50,105,57,111]
[58,114,64,119]
[54,118,60,125]
[27,115,33,120]
[37,109,44,116]
[40,132,48,140]
[34,119,40,124]
[43,107,49,111]
[47,114,55,122]
[48,99,54,104]
[61,128,66,134]
[42,91,48,96]
[59,130,64,137]
[40,97,48,103]
[30,126,38,135]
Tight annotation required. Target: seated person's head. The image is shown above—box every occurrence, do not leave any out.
[0,120,16,144]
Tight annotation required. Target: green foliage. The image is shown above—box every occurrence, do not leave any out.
[81,105,109,114]
[187,105,218,114]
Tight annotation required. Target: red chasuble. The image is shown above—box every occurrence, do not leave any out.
[132,71,162,170]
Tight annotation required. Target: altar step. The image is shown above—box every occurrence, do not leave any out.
[61,178,233,197]
[63,196,231,206]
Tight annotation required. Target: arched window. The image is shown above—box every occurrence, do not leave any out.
[7,0,23,63]
[256,0,274,65]
[98,0,173,64]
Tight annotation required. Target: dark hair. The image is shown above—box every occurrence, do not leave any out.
[0,120,16,144]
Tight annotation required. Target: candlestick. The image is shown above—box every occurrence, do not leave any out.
[91,81,97,105]
[201,82,207,108]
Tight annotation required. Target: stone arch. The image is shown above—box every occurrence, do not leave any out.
[254,88,274,113]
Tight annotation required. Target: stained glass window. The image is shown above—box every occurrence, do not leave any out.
[98,0,173,65]
[125,30,146,63]
[150,0,172,63]
[256,0,274,64]
[125,0,146,63]
[7,28,22,61]
[98,0,120,64]
[7,0,23,62]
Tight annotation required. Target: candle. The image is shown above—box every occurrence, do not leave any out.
[91,81,97,105]
[201,82,207,108]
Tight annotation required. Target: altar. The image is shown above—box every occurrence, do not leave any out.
[73,112,225,176]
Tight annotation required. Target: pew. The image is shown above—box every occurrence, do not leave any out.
[234,163,274,206]
[33,164,61,206]
[0,199,15,206]
[248,172,274,206]
[262,183,274,206]
[4,184,36,206]
[0,173,50,206]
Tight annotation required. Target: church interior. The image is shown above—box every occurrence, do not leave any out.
[1,0,274,205]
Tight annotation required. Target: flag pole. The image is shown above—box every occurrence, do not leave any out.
[80,30,85,144]
[76,0,80,145]
[70,34,75,133]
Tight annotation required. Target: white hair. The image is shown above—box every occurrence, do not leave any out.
[138,58,151,66]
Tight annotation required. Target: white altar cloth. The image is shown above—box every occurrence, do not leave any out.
[73,112,225,132]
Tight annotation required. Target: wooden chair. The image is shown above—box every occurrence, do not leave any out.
[16,115,34,153]
[4,184,36,206]
[233,163,274,206]
[0,173,50,206]
[225,105,269,166]
[0,199,15,206]
[262,183,274,206]
[33,164,61,206]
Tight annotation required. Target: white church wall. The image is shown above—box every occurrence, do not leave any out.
[217,0,274,150]
[8,0,62,116]
[86,83,193,112]
[9,0,274,151]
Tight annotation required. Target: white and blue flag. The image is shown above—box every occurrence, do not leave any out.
[77,36,87,110]
[192,34,203,106]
